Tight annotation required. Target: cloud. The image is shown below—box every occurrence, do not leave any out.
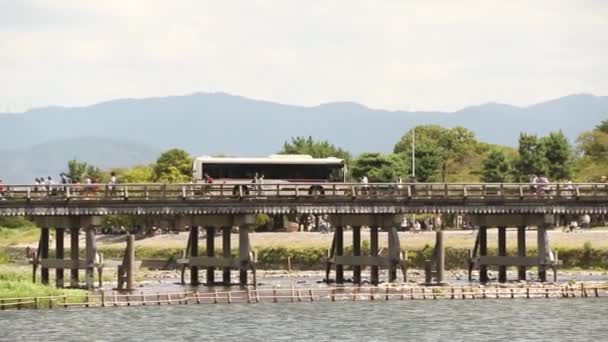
[0,0,606,112]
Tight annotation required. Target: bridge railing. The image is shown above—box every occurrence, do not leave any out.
[0,182,607,202]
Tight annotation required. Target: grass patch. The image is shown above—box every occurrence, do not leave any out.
[0,281,88,308]
[0,248,9,264]
[0,227,41,247]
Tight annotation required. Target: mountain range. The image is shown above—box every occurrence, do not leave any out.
[0,92,606,183]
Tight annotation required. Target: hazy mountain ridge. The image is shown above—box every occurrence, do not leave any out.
[0,92,606,182]
[0,137,160,183]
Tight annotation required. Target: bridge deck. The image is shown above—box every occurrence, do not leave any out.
[0,182,607,216]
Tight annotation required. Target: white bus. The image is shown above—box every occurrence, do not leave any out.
[192,155,347,195]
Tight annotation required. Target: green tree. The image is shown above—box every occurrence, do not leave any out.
[394,125,477,181]
[574,119,608,181]
[513,133,548,181]
[86,165,105,182]
[541,131,574,180]
[67,159,88,181]
[577,130,608,161]
[153,149,193,182]
[120,165,154,183]
[350,153,408,182]
[413,141,443,182]
[596,119,608,134]
[481,149,511,182]
[280,136,351,163]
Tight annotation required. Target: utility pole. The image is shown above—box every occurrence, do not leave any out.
[411,128,416,179]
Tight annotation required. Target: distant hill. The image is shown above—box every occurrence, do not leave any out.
[0,92,606,182]
[0,138,160,183]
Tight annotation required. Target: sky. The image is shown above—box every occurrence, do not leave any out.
[1,0,607,112]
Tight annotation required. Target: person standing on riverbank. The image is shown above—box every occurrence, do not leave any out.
[109,172,117,196]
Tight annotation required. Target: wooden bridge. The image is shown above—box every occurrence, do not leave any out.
[0,182,607,216]
[1,182,606,290]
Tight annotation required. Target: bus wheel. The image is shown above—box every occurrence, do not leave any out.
[308,186,325,196]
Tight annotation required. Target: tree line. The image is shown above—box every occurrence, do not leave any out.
[66,119,607,185]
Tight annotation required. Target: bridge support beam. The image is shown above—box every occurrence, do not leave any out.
[222,226,231,285]
[479,226,488,283]
[40,227,50,285]
[517,226,526,281]
[498,226,507,283]
[85,227,96,290]
[388,227,399,282]
[190,226,199,285]
[239,226,250,286]
[206,226,215,285]
[55,227,64,288]
[537,226,548,282]
[70,227,79,287]
[327,214,406,285]
[469,214,556,283]
[177,215,256,287]
[370,226,379,285]
[335,226,344,284]
[436,230,445,284]
[352,226,361,284]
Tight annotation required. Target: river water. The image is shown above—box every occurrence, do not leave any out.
[1,298,606,341]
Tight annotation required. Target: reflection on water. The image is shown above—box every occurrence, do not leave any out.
[1,298,607,342]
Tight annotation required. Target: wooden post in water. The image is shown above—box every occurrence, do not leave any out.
[335,226,344,284]
[517,226,527,280]
[125,234,135,290]
[436,230,445,284]
[370,226,379,285]
[205,226,215,285]
[498,226,507,283]
[222,226,231,285]
[239,226,250,286]
[40,227,50,285]
[388,227,398,282]
[352,226,361,284]
[537,226,548,282]
[190,226,199,285]
[55,227,65,288]
[85,227,96,289]
[479,227,488,283]
[70,227,79,287]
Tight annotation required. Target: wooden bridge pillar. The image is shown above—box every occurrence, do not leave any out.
[190,226,199,285]
[178,215,255,287]
[85,227,96,290]
[436,230,445,284]
[55,228,64,288]
[222,226,231,285]
[517,226,526,280]
[370,226,379,285]
[40,227,50,285]
[388,227,399,282]
[239,226,250,286]
[537,226,548,282]
[469,214,556,284]
[352,226,361,284]
[498,226,507,283]
[206,226,215,285]
[335,226,344,284]
[70,227,79,287]
[479,226,488,283]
